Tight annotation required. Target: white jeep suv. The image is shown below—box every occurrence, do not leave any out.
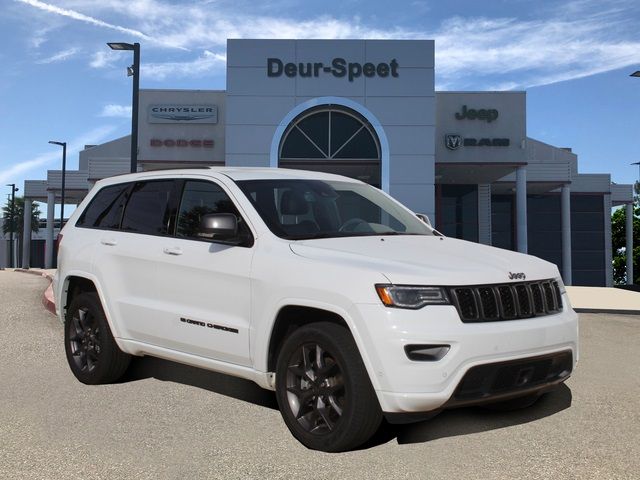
[54,167,578,452]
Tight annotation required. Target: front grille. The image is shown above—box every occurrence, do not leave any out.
[448,279,563,323]
[453,351,573,402]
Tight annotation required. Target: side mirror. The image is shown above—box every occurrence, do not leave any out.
[199,213,238,238]
[416,213,432,227]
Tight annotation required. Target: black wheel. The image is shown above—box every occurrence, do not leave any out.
[481,392,542,412]
[275,322,382,452]
[64,292,131,385]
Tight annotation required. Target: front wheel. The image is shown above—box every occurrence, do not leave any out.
[275,322,382,452]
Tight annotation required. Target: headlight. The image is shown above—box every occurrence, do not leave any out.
[555,277,566,294]
[375,284,450,309]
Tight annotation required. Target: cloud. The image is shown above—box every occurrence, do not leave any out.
[35,47,79,64]
[432,10,639,89]
[142,50,226,80]
[89,50,115,68]
[0,125,118,185]
[99,104,132,117]
[14,0,177,48]
[16,0,640,89]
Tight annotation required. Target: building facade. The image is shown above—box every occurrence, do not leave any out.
[15,39,635,286]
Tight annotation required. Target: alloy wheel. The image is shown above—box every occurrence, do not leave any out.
[68,307,101,372]
[285,343,345,435]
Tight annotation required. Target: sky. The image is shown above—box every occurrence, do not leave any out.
[1,0,639,214]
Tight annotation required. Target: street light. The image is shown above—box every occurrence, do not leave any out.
[107,42,140,174]
[5,183,18,268]
[48,141,67,233]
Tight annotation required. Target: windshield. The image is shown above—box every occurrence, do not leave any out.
[235,179,434,240]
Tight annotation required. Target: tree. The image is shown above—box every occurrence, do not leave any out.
[612,181,639,285]
[2,196,40,237]
[2,197,41,266]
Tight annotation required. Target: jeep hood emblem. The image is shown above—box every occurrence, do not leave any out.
[508,272,526,280]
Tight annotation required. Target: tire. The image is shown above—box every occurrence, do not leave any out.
[275,322,382,452]
[481,392,542,412]
[64,292,131,385]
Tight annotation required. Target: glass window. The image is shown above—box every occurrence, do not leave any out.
[491,194,515,250]
[76,183,130,230]
[121,180,175,235]
[571,194,605,286]
[177,180,251,243]
[438,185,478,242]
[527,194,562,273]
[280,107,379,161]
[236,179,432,240]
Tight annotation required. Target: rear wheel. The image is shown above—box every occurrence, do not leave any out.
[275,322,382,452]
[64,292,130,384]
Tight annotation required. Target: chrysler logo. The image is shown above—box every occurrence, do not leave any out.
[508,272,526,280]
[148,104,218,124]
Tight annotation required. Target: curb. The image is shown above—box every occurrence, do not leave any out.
[574,308,640,316]
[42,283,56,316]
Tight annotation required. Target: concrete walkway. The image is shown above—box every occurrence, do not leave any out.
[566,286,640,314]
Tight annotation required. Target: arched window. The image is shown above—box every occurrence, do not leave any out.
[278,105,381,186]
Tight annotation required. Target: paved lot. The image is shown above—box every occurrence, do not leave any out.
[1,270,639,480]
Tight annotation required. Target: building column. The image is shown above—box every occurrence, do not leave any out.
[478,184,492,245]
[561,185,572,285]
[516,166,528,253]
[627,203,634,285]
[45,191,55,269]
[22,198,32,269]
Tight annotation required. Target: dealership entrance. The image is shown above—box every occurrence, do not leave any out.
[278,105,381,188]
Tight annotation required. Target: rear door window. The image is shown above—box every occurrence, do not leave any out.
[121,180,177,235]
[76,183,130,230]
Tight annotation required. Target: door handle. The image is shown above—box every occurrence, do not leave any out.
[100,238,117,246]
[163,247,183,256]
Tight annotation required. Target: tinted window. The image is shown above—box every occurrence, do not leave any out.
[527,194,562,273]
[438,185,478,242]
[121,180,175,235]
[571,194,605,286]
[177,180,251,242]
[77,183,130,229]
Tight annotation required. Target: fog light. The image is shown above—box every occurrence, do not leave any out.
[404,344,450,361]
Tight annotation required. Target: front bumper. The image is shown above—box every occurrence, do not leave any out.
[353,293,578,413]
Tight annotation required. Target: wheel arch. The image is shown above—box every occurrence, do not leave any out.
[60,272,124,342]
[263,300,382,391]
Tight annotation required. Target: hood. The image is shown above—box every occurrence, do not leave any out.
[289,235,559,286]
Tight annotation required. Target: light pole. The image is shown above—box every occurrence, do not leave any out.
[6,184,18,268]
[107,42,140,174]
[632,162,640,184]
[48,141,67,232]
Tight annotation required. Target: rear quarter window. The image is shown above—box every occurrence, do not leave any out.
[76,183,130,229]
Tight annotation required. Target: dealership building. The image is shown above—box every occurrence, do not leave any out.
[11,39,635,286]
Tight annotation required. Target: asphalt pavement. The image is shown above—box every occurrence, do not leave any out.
[1,270,639,479]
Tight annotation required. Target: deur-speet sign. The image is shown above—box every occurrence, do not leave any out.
[267,58,399,82]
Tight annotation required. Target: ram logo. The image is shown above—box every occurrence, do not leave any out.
[445,134,463,150]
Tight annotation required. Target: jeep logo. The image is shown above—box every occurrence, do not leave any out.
[455,105,499,123]
[508,272,526,280]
